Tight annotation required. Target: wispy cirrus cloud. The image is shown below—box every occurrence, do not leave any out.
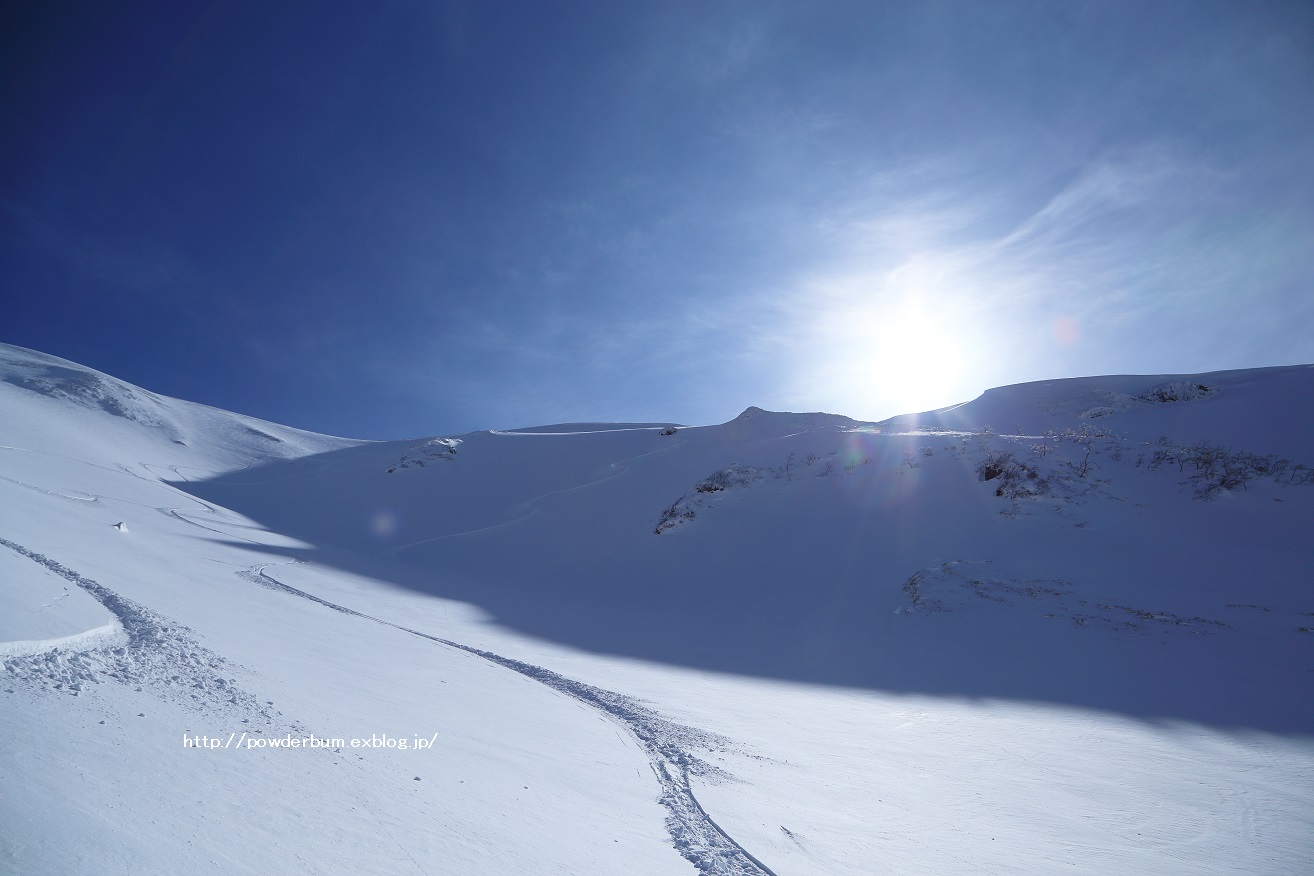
[759,142,1310,419]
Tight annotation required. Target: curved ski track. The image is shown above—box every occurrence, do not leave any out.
[240,562,778,876]
[0,537,293,729]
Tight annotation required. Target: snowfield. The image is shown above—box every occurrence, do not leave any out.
[2,342,1311,874]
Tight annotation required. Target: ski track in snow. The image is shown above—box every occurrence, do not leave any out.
[388,437,684,556]
[239,561,777,876]
[0,471,99,502]
[0,537,296,730]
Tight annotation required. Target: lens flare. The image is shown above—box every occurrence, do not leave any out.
[826,432,924,512]
[369,510,400,539]
[1053,315,1080,346]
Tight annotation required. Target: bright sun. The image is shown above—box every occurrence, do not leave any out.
[795,261,984,420]
[865,303,969,415]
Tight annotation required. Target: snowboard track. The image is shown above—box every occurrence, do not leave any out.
[240,562,777,876]
[0,536,296,730]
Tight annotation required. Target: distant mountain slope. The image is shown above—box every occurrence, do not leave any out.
[182,363,1314,732]
[0,343,362,471]
[882,365,1314,459]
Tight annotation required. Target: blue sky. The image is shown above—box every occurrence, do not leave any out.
[3,1,1312,439]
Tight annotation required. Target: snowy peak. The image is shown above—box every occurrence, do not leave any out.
[722,405,860,437]
[730,405,854,423]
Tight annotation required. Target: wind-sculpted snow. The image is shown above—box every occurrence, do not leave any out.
[0,343,361,467]
[0,360,170,426]
[900,560,1230,634]
[1,538,294,729]
[240,562,775,875]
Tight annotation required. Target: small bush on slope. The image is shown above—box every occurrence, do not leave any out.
[1147,440,1304,499]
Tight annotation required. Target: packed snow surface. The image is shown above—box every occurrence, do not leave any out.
[2,342,1311,874]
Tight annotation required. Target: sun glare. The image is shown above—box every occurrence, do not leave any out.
[800,264,981,419]
[791,257,989,420]
[864,303,969,415]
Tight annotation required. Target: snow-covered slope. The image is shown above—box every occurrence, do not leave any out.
[3,343,1312,874]
[183,365,1314,729]
[0,344,360,470]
